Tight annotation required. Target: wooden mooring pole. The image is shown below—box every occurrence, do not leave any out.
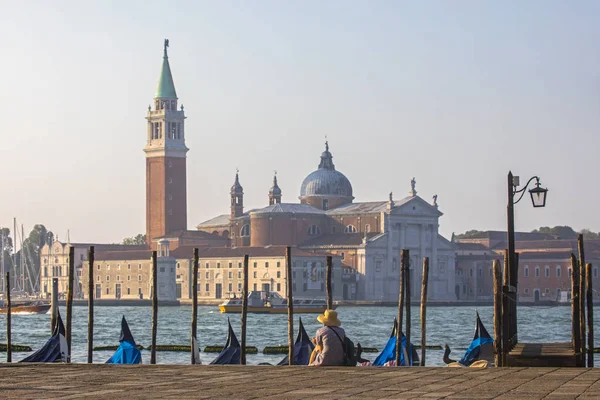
[240,254,249,365]
[326,256,333,310]
[570,253,581,366]
[586,263,594,368]
[286,247,294,365]
[405,252,411,365]
[396,249,407,366]
[151,251,158,365]
[191,248,199,364]
[578,234,586,365]
[419,257,429,366]
[66,246,74,362]
[6,272,11,362]
[50,277,59,334]
[87,246,94,363]
[501,249,509,366]
[492,259,502,367]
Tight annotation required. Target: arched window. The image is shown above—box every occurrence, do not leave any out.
[535,265,540,277]
[44,267,48,277]
[240,224,250,237]
[524,265,529,277]
[344,225,357,233]
[222,230,229,238]
[307,225,321,236]
[556,266,561,277]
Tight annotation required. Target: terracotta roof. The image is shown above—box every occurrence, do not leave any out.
[325,201,387,215]
[93,250,153,261]
[153,230,229,241]
[456,242,489,251]
[300,233,378,248]
[171,246,333,259]
[196,214,230,228]
[250,203,325,215]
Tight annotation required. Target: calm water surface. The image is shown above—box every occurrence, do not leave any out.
[0,305,597,366]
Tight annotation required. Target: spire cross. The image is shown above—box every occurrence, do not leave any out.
[163,39,169,56]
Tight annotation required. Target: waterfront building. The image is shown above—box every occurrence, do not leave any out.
[80,244,348,301]
[454,231,600,302]
[39,240,145,299]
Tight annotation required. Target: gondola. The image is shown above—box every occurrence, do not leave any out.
[373,318,419,366]
[278,318,314,365]
[20,311,68,363]
[210,318,241,365]
[106,316,142,364]
[443,312,494,367]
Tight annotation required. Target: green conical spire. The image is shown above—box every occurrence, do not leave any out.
[155,39,177,99]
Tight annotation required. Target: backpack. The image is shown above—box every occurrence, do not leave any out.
[328,327,357,367]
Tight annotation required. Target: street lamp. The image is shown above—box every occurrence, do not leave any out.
[504,171,548,353]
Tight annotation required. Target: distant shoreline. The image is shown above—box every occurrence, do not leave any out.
[47,299,589,307]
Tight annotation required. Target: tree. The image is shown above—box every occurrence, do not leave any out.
[531,226,578,239]
[122,234,146,245]
[454,230,486,239]
[580,229,600,240]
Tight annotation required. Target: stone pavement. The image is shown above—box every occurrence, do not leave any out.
[0,364,599,399]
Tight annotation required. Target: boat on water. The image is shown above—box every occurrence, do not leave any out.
[0,301,51,315]
[443,311,494,367]
[106,316,142,364]
[278,318,315,365]
[219,291,334,314]
[210,318,241,365]
[20,311,68,363]
[373,317,419,366]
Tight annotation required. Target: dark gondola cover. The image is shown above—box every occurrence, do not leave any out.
[210,318,241,365]
[458,311,494,366]
[106,315,142,364]
[278,318,315,365]
[20,312,68,363]
[373,318,419,366]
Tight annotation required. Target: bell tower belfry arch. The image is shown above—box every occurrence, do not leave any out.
[144,39,188,246]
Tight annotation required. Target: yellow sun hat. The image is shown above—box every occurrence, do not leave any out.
[317,309,341,327]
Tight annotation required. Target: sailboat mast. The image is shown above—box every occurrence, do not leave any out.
[1,230,4,292]
[13,218,17,291]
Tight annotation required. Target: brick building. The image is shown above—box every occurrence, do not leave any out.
[454,231,600,302]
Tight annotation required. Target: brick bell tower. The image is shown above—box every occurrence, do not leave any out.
[144,39,188,247]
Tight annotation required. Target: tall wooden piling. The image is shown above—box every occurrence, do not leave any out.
[65,246,74,362]
[396,249,407,366]
[87,246,94,363]
[586,263,594,368]
[492,259,502,367]
[419,257,429,366]
[405,252,411,365]
[326,256,333,310]
[577,234,586,364]
[240,255,249,365]
[286,247,294,365]
[501,249,509,366]
[191,248,199,364]
[50,277,58,334]
[570,253,581,366]
[151,251,158,365]
[6,272,11,362]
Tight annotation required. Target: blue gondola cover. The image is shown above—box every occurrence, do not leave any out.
[210,318,241,365]
[373,318,419,366]
[21,312,68,363]
[278,318,315,365]
[458,312,494,366]
[106,316,142,364]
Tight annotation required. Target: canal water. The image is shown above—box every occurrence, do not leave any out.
[0,305,597,366]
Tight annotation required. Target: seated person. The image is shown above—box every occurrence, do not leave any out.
[309,309,346,366]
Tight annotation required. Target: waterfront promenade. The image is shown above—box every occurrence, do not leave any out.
[0,364,599,399]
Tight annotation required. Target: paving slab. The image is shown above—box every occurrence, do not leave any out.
[1,364,599,399]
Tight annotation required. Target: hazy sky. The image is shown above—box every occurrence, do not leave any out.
[1,0,598,244]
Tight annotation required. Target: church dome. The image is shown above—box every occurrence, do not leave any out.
[300,142,353,198]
